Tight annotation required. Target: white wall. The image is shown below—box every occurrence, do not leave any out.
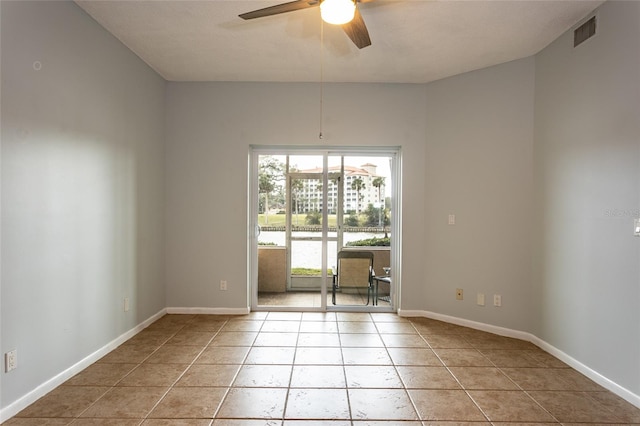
[164,60,539,331]
[533,1,640,397]
[423,57,536,331]
[164,82,428,310]
[2,0,638,416]
[1,0,166,411]
[162,61,538,333]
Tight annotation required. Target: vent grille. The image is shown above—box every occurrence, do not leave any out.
[574,16,596,47]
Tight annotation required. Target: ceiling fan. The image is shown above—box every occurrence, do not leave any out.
[239,0,372,49]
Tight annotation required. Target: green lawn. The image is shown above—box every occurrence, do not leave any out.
[259,213,339,227]
[291,268,333,276]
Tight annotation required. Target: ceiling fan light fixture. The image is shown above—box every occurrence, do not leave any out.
[320,0,356,25]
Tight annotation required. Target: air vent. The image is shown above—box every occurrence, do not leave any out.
[574,16,596,47]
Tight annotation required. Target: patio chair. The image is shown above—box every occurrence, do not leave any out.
[332,250,374,305]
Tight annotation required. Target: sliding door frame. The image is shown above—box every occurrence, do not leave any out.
[248,145,402,312]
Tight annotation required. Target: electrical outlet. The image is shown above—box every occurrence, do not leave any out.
[123,297,130,312]
[456,288,463,300]
[5,350,17,372]
[448,214,456,225]
[494,294,502,307]
[220,280,228,291]
[477,293,485,306]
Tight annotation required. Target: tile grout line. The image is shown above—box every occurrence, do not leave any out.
[340,313,356,423]
[488,356,563,424]
[426,328,564,424]
[399,320,453,423]
[210,316,266,421]
[278,317,303,423]
[140,316,233,423]
[71,319,190,423]
[417,326,494,423]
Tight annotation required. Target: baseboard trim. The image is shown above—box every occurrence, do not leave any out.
[0,308,167,423]
[398,309,640,409]
[398,309,533,341]
[529,334,640,409]
[1,306,252,420]
[166,307,251,315]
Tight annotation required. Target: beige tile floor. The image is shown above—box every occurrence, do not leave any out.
[4,312,640,425]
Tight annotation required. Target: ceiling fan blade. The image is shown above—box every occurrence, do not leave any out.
[341,6,371,49]
[240,0,320,20]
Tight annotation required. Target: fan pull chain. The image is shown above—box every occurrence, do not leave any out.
[319,19,324,140]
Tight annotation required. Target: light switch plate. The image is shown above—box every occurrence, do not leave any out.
[634,218,640,236]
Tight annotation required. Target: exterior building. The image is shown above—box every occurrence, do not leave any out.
[297,164,385,214]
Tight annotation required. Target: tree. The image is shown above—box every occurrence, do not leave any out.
[328,175,340,214]
[305,211,321,225]
[290,177,304,225]
[350,177,366,215]
[345,213,360,227]
[259,156,285,224]
[363,203,379,227]
[315,182,323,212]
[372,177,385,226]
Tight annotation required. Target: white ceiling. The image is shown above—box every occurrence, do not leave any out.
[75,0,604,83]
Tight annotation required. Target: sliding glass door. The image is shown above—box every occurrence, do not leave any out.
[250,148,399,312]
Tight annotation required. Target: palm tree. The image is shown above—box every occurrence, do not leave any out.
[258,156,284,224]
[290,177,304,225]
[315,182,323,212]
[372,177,385,226]
[351,177,366,215]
